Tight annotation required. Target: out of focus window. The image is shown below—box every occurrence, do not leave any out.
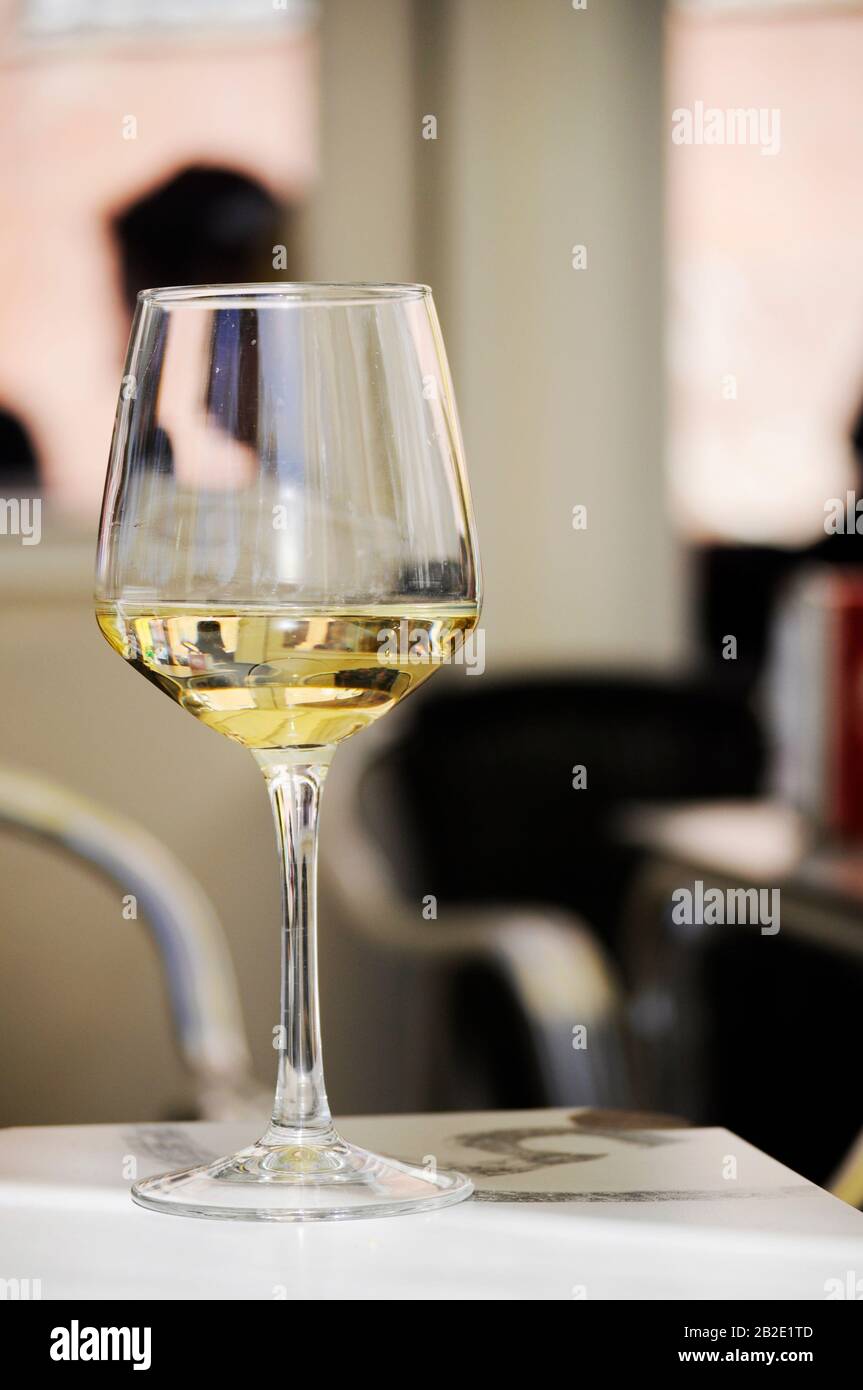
[0,0,318,513]
[668,0,863,546]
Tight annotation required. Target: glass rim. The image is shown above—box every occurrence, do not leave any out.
[138,282,433,308]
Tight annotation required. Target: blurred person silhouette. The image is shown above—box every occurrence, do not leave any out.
[113,166,291,314]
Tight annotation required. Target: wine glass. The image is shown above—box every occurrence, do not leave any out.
[96,283,481,1221]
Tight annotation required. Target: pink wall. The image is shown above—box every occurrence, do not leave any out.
[668,11,863,545]
[0,12,316,513]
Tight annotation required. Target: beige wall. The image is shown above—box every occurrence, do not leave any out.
[302,0,686,672]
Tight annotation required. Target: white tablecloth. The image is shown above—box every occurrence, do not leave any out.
[1,1108,861,1300]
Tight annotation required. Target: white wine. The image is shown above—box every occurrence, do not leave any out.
[96,603,477,749]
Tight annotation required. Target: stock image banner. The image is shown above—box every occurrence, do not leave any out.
[0,0,862,1335]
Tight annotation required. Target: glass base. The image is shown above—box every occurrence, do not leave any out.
[131,1131,473,1222]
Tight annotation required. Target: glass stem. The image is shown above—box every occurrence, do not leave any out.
[254,746,337,1147]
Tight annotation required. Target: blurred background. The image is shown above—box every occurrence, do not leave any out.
[2,0,863,1201]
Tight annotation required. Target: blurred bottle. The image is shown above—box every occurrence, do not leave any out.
[769,567,863,840]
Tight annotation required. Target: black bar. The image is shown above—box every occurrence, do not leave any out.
[7,1298,860,1370]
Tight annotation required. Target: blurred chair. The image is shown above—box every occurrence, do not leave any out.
[315,673,765,1113]
[0,766,263,1122]
[0,756,634,1122]
[319,710,637,1113]
[361,674,766,951]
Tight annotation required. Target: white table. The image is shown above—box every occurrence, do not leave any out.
[2,1108,862,1300]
